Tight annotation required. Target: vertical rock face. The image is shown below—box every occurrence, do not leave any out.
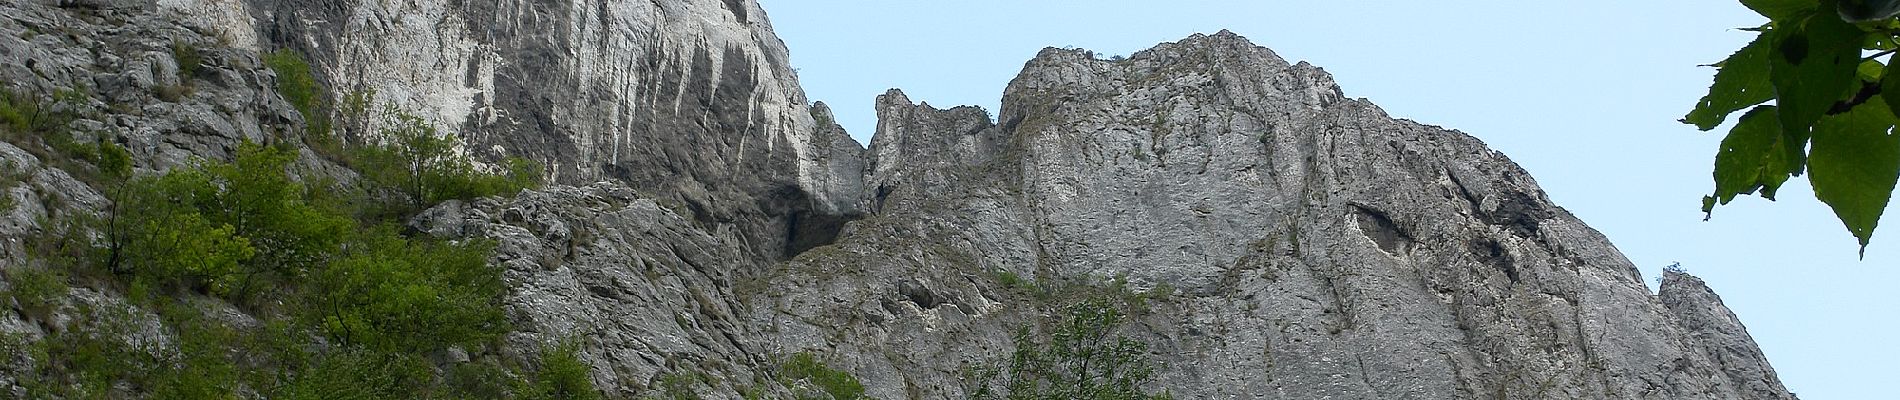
[246,0,865,261]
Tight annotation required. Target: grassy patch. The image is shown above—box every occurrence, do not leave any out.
[780,352,867,400]
[171,41,202,81]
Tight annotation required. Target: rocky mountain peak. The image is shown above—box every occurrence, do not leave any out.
[777,30,1797,399]
[0,1,1796,398]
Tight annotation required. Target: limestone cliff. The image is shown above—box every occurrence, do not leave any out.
[0,0,1794,399]
[246,0,866,262]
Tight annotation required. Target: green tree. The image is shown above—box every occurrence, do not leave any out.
[1689,0,1900,255]
[969,300,1171,400]
[109,167,255,295]
[355,110,542,214]
[105,142,346,297]
[195,142,350,284]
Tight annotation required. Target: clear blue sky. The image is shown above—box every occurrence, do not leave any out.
[760,1,1896,398]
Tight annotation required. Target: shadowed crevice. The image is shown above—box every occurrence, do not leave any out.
[1351,203,1411,255]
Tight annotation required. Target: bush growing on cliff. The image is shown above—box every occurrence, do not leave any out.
[4,45,560,400]
[0,87,131,184]
[1,266,67,321]
[170,41,202,81]
[0,88,74,137]
[527,342,602,400]
[306,225,508,353]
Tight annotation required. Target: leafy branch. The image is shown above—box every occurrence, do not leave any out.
[1688,0,1900,256]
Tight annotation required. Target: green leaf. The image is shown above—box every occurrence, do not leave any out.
[1685,32,1777,130]
[1708,106,1810,217]
[1770,11,1868,140]
[1861,58,1889,82]
[1745,0,1820,21]
[1809,96,1900,255]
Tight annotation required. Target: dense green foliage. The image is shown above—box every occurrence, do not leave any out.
[308,226,507,353]
[1690,0,1900,254]
[780,352,868,400]
[969,299,1171,400]
[105,142,348,298]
